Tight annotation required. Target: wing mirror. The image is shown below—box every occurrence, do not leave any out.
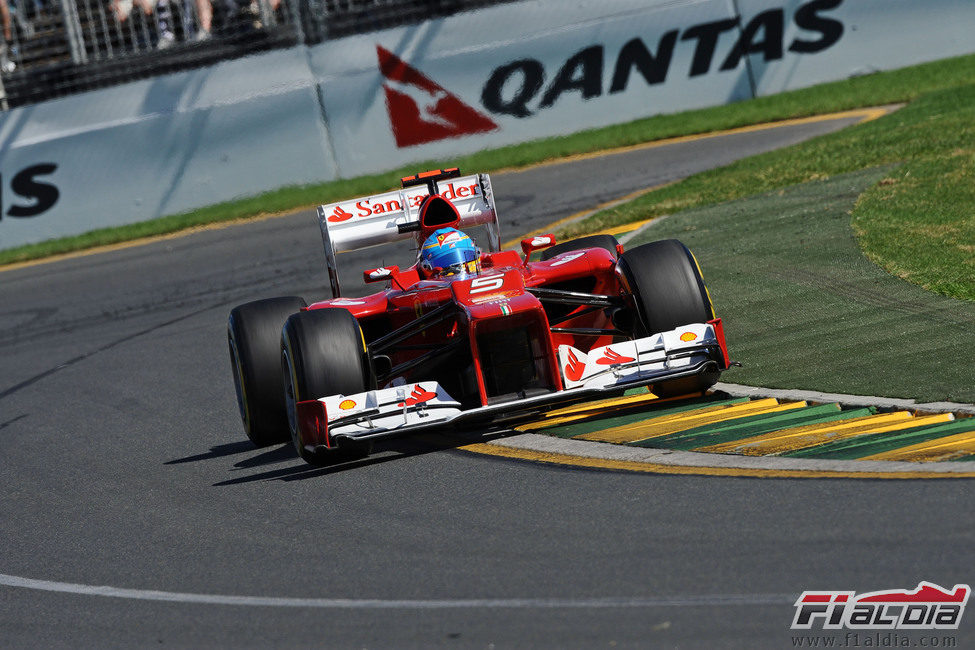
[521,234,556,265]
[364,265,400,283]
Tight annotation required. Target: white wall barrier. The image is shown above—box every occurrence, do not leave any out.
[313,0,975,177]
[738,0,975,96]
[0,48,337,250]
[1,0,974,251]
[310,0,748,178]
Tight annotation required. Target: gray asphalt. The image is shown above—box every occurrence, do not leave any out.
[3,115,972,649]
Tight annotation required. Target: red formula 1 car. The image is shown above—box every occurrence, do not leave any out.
[228,168,732,464]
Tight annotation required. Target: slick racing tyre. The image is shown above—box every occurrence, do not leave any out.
[281,308,375,465]
[540,234,620,261]
[617,239,718,397]
[228,296,307,447]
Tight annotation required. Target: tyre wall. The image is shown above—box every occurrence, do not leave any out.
[1,0,973,250]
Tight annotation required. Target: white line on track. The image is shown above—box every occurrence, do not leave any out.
[0,573,792,609]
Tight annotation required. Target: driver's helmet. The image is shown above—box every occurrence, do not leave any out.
[419,227,481,278]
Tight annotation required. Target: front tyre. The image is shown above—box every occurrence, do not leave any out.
[281,308,375,465]
[617,239,718,397]
[228,296,307,447]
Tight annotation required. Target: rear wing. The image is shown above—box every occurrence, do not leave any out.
[317,173,501,298]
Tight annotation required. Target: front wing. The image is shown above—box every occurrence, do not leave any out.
[296,321,729,452]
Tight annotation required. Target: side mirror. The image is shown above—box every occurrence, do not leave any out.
[520,234,556,264]
[364,265,400,283]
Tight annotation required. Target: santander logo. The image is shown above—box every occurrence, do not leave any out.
[328,206,355,223]
[564,349,585,382]
[377,46,498,148]
[398,385,437,407]
[597,348,635,365]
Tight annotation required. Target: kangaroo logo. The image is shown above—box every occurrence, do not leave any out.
[377,46,498,148]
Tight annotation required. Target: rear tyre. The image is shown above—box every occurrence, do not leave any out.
[228,296,307,447]
[616,239,718,397]
[539,234,620,261]
[281,308,375,465]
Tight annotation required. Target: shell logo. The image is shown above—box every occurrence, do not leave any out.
[339,399,357,410]
[679,332,698,342]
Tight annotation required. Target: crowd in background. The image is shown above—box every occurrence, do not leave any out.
[0,0,516,108]
[0,0,287,70]
[108,0,277,48]
[0,0,297,107]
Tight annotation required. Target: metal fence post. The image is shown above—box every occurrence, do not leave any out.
[286,0,306,44]
[60,0,89,64]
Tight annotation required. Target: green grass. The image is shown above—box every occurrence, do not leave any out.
[624,169,975,403]
[567,71,975,302]
[3,53,975,267]
[853,153,975,301]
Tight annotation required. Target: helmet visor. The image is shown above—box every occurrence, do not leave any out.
[437,248,480,276]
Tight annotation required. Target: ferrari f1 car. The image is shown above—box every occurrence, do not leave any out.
[228,168,732,464]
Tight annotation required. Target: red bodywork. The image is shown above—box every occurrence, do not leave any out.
[305,244,622,412]
[290,170,730,451]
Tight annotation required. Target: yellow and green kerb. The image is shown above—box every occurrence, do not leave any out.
[517,389,975,463]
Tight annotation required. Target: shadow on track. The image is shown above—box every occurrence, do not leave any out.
[197,429,511,486]
[1,414,28,431]
[165,441,260,464]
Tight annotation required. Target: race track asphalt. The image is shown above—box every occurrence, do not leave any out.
[2,114,972,648]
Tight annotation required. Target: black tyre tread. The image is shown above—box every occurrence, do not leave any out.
[618,239,717,396]
[539,234,620,261]
[617,239,714,336]
[228,296,306,447]
[283,308,371,401]
[281,308,374,464]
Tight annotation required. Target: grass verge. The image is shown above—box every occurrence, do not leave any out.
[3,53,975,267]
[625,169,975,403]
[569,74,975,302]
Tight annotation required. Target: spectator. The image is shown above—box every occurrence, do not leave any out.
[1,0,14,74]
[193,0,212,40]
[209,0,244,38]
[112,0,154,24]
[1,0,11,42]
[158,0,214,47]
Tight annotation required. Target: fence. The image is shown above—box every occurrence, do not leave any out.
[0,0,516,108]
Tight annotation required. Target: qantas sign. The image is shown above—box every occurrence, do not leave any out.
[377,0,844,146]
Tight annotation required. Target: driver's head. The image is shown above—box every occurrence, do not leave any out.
[419,228,480,278]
